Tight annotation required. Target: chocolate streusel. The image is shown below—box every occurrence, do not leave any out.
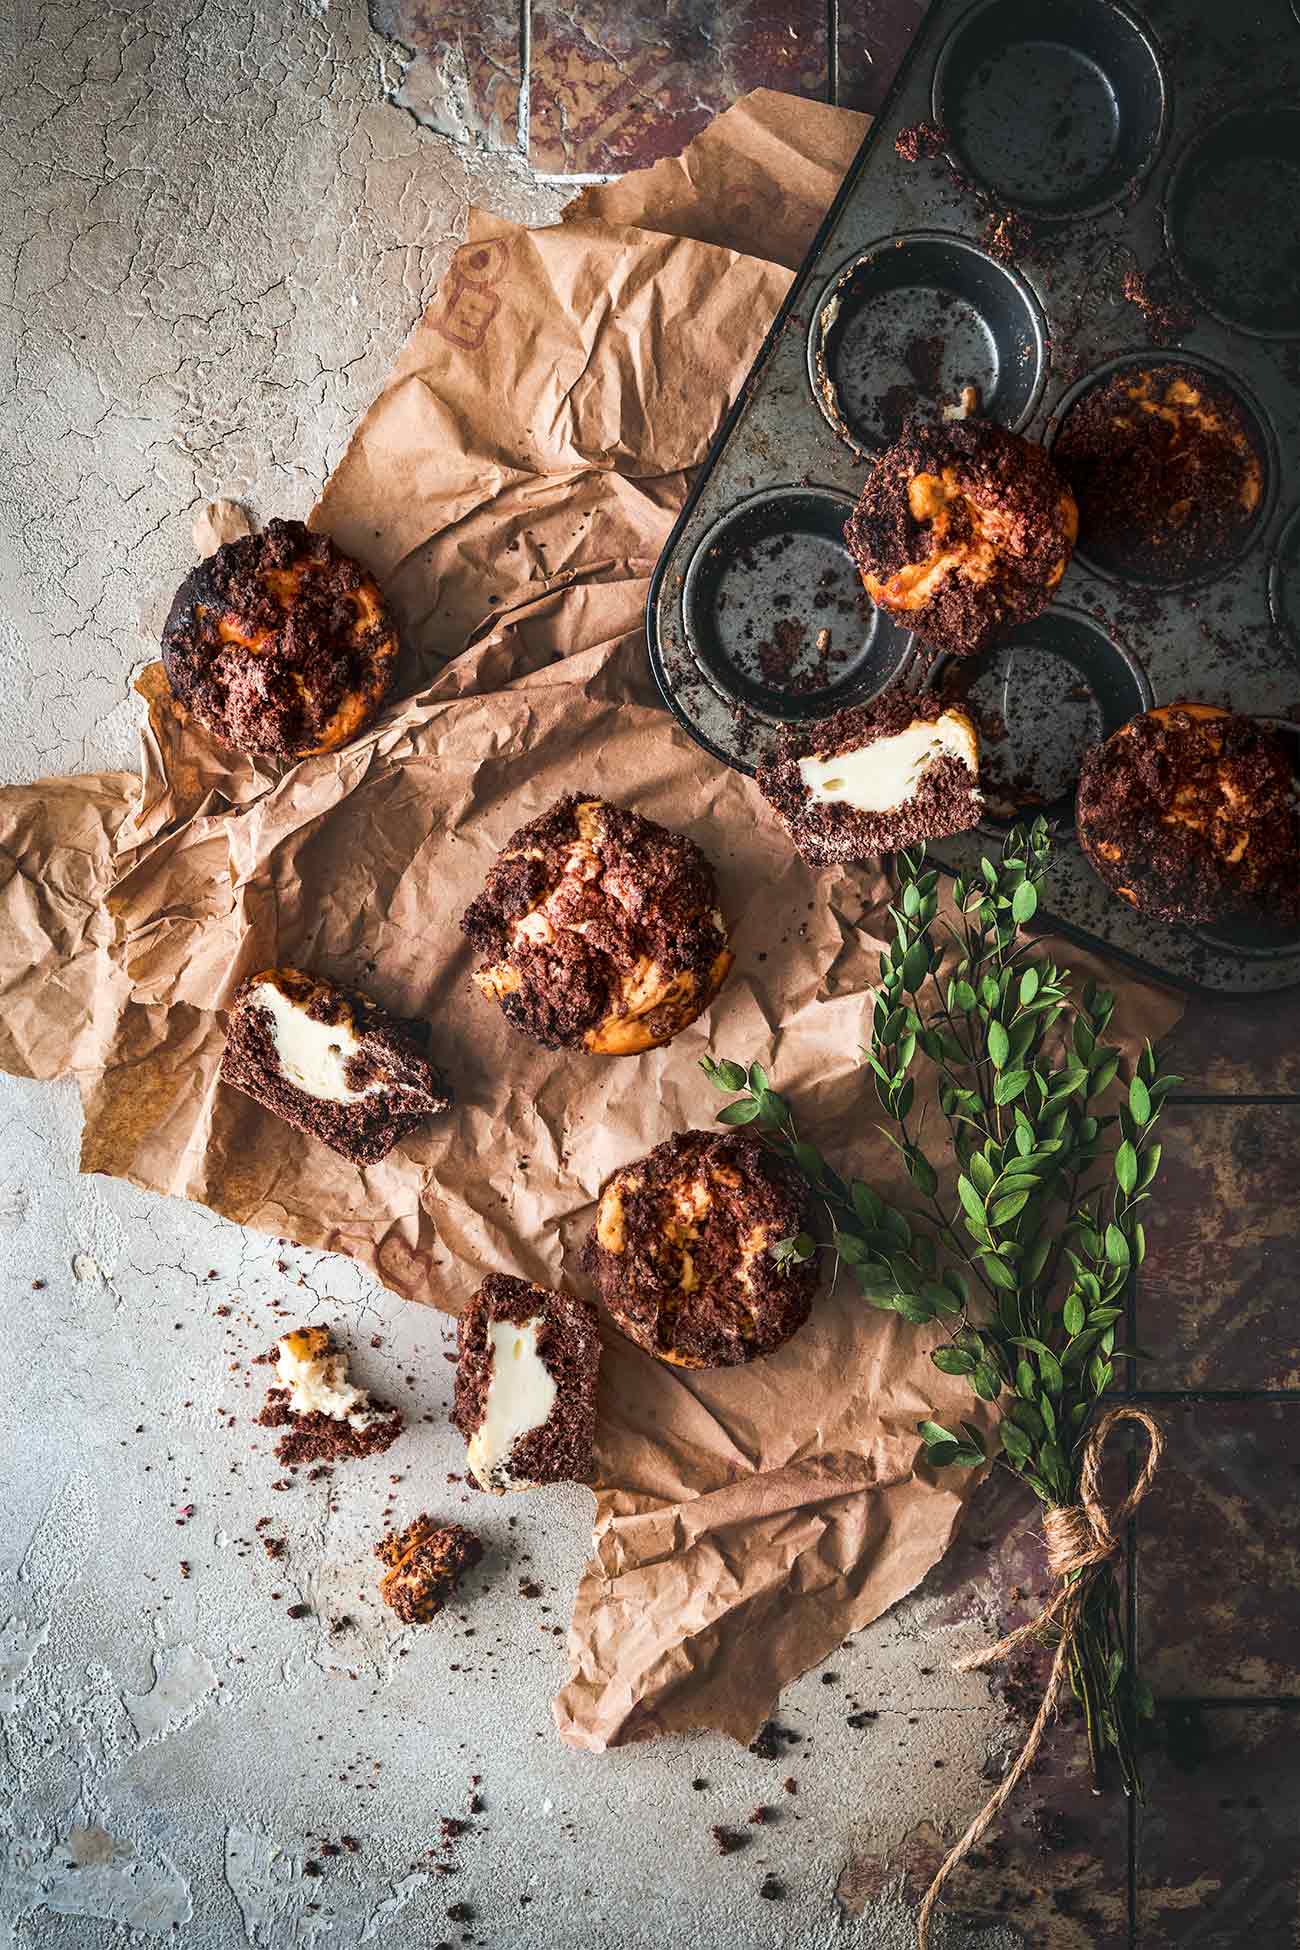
[162,517,398,756]
[585,1129,817,1369]
[1076,704,1300,928]
[452,1274,601,1493]
[756,693,982,866]
[375,1516,482,1623]
[1053,363,1264,581]
[845,418,1077,658]
[461,795,733,1055]
[221,967,451,1165]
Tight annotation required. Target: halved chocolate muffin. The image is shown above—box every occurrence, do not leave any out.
[585,1129,817,1369]
[756,693,982,865]
[452,1275,601,1494]
[461,795,733,1055]
[221,967,451,1165]
[845,418,1077,657]
[162,517,398,756]
[1076,704,1300,927]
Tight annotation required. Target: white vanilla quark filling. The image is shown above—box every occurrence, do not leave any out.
[467,1317,557,1492]
[249,981,386,1105]
[798,712,978,814]
[275,1331,379,1431]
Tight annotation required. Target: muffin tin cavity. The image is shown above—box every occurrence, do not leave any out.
[809,234,1046,452]
[933,610,1151,828]
[1048,353,1274,589]
[931,0,1166,219]
[1269,507,1300,658]
[680,489,913,725]
[1164,108,1300,338]
[1196,721,1300,960]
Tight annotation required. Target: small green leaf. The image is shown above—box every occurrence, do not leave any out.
[990,1189,1031,1225]
[1019,966,1040,1006]
[953,979,977,1012]
[1104,1223,1131,1268]
[1114,1139,1138,1195]
[923,1440,961,1466]
[932,1346,976,1376]
[901,939,929,991]
[1012,881,1038,924]
[918,1420,958,1448]
[957,1176,986,1223]
[1000,1420,1032,1461]
[949,1444,986,1467]
[851,1181,883,1228]
[748,1062,769,1093]
[1063,1291,1086,1336]
[987,1021,1010,1070]
[1129,1075,1152,1124]
[717,1098,760,1125]
[994,1069,1030,1106]
[981,1253,1018,1291]
[1137,1142,1163,1190]
[972,1362,1001,1401]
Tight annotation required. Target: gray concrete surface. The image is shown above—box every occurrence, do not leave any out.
[0,4,1021,1943]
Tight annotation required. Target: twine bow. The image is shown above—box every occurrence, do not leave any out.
[916,1404,1164,1950]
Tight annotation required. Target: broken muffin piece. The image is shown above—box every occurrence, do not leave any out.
[375,1515,483,1623]
[1076,703,1300,928]
[221,966,451,1164]
[161,517,399,757]
[257,1325,403,1465]
[452,1275,601,1494]
[756,693,982,865]
[845,417,1077,657]
[585,1129,818,1369]
[460,794,733,1055]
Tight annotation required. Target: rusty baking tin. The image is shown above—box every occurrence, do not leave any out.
[647,0,1300,995]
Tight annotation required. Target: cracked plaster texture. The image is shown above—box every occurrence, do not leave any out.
[0,2,1023,1943]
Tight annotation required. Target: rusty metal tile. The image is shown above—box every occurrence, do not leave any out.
[1138,1402,1300,1698]
[528,1,828,175]
[1162,988,1300,1095]
[1140,1105,1300,1390]
[836,0,928,113]
[371,0,524,149]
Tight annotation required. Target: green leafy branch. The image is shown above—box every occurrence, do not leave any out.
[700,819,1177,1793]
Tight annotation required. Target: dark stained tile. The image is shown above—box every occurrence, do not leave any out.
[1138,1706,1300,1945]
[836,0,929,114]
[1139,1104,1300,1390]
[528,1,828,175]
[1138,1402,1300,1698]
[1162,986,1300,1095]
[370,0,524,150]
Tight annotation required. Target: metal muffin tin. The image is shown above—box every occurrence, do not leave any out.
[647,0,1300,995]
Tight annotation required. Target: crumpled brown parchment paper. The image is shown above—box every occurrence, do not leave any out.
[0,90,1182,1751]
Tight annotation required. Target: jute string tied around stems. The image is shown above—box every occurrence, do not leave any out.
[916,1404,1164,1950]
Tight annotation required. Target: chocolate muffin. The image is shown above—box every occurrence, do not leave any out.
[221,967,451,1164]
[375,1516,482,1623]
[585,1129,817,1369]
[756,693,982,865]
[844,418,1078,657]
[162,518,398,756]
[257,1325,404,1465]
[461,795,733,1055]
[452,1275,601,1493]
[1053,363,1264,581]
[1076,704,1300,928]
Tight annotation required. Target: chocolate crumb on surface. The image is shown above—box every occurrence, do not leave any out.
[452,1273,601,1493]
[161,517,397,756]
[1076,704,1300,928]
[257,1324,403,1466]
[585,1129,817,1370]
[461,794,732,1056]
[221,966,451,1165]
[755,693,982,866]
[375,1515,483,1624]
[895,118,948,162]
[759,1874,786,1900]
[1053,362,1263,581]
[712,1826,750,1856]
[844,416,1077,657]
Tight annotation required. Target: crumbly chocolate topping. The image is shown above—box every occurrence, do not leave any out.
[375,1515,482,1624]
[1076,706,1300,928]
[258,1389,403,1467]
[755,693,982,866]
[162,518,398,756]
[584,1129,817,1370]
[460,794,732,1054]
[451,1274,601,1490]
[844,417,1077,657]
[221,967,451,1165]
[1053,363,1263,581]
